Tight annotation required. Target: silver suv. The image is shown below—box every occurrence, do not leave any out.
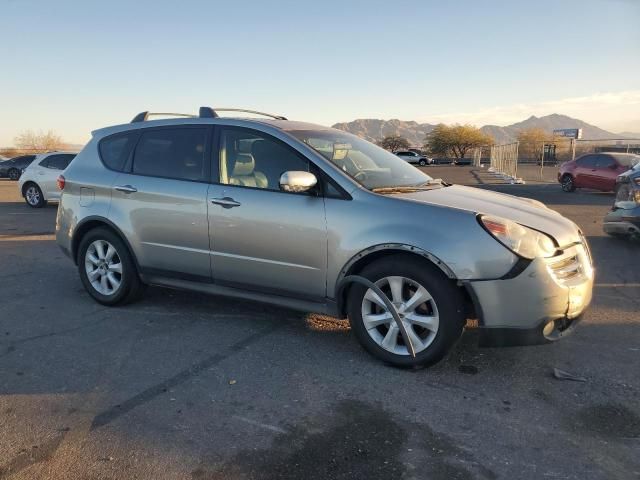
[56,107,594,367]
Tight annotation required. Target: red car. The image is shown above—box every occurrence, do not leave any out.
[558,153,640,192]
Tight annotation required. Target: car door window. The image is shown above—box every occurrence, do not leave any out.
[132,127,208,182]
[576,155,597,168]
[595,155,615,169]
[219,128,310,191]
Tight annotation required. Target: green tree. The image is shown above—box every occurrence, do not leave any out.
[378,135,410,152]
[425,124,493,158]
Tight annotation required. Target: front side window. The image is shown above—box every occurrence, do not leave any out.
[219,128,309,191]
[133,128,207,182]
[289,129,433,190]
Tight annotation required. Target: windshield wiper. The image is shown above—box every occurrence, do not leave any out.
[372,178,449,194]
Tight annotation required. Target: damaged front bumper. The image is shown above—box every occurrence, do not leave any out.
[465,241,594,347]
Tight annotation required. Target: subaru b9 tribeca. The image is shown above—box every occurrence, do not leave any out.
[56,107,594,367]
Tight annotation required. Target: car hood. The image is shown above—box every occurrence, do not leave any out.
[395,185,581,247]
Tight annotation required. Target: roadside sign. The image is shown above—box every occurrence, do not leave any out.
[553,128,583,139]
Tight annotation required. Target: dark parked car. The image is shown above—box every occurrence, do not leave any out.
[558,153,640,193]
[0,155,37,180]
[603,163,640,238]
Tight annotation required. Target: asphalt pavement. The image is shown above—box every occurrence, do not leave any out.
[0,167,638,480]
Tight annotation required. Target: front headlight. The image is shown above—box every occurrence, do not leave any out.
[479,215,557,259]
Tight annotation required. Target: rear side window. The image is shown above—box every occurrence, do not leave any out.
[99,132,139,171]
[595,155,615,169]
[44,154,75,170]
[132,128,208,182]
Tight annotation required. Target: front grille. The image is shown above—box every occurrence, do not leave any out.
[548,255,582,282]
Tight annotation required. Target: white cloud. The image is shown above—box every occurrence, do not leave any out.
[423,90,640,133]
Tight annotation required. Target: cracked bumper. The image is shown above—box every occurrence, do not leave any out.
[466,242,594,347]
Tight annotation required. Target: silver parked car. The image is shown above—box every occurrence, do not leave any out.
[56,107,594,367]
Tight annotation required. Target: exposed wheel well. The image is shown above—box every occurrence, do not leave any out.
[336,249,476,320]
[71,220,136,269]
[21,181,38,196]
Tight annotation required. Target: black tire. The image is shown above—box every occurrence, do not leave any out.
[561,174,576,192]
[77,227,146,306]
[22,182,47,208]
[347,255,465,368]
[8,168,21,181]
[419,159,427,166]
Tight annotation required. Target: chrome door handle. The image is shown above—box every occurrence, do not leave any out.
[211,197,241,208]
[114,185,137,193]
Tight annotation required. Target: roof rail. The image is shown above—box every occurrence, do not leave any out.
[208,108,287,120]
[130,107,287,123]
[131,112,196,123]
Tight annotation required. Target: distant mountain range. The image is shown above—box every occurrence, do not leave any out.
[332,113,633,145]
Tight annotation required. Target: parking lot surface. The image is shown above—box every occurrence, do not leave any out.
[1,167,639,480]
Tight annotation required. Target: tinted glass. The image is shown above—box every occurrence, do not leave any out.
[576,155,597,168]
[133,128,207,181]
[595,155,615,169]
[219,129,310,191]
[46,154,75,170]
[13,156,36,167]
[100,132,139,171]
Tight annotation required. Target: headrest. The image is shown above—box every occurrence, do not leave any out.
[237,139,254,154]
[232,153,255,176]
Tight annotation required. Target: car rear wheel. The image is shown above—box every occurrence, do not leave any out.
[77,227,146,306]
[561,174,576,192]
[23,183,46,208]
[8,168,21,181]
[347,255,465,368]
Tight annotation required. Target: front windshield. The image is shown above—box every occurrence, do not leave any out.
[289,129,433,190]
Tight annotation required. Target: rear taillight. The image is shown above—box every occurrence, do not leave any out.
[57,175,65,190]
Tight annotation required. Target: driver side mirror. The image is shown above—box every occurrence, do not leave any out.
[279,171,317,193]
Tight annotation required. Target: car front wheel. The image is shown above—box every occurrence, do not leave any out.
[561,174,576,192]
[347,255,465,368]
[419,159,427,166]
[77,227,146,306]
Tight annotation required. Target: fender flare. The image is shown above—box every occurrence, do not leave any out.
[334,243,457,316]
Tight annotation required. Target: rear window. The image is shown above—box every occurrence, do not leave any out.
[99,132,139,171]
[613,154,640,167]
[132,127,208,182]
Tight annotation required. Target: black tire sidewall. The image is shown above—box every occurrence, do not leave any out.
[561,174,575,192]
[77,228,138,306]
[347,256,465,368]
[24,183,46,208]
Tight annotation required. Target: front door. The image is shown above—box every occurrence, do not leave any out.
[207,127,327,299]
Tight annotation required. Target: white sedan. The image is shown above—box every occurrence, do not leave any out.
[18,151,76,207]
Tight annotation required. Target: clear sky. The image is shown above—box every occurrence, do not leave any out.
[1,0,639,145]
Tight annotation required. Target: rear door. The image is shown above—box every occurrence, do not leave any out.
[590,154,620,191]
[207,126,327,299]
[108,125,213,281]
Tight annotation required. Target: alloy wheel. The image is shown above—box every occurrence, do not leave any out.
[25,186,40,206]
[84,240,123,296]
[361,275,439,356]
